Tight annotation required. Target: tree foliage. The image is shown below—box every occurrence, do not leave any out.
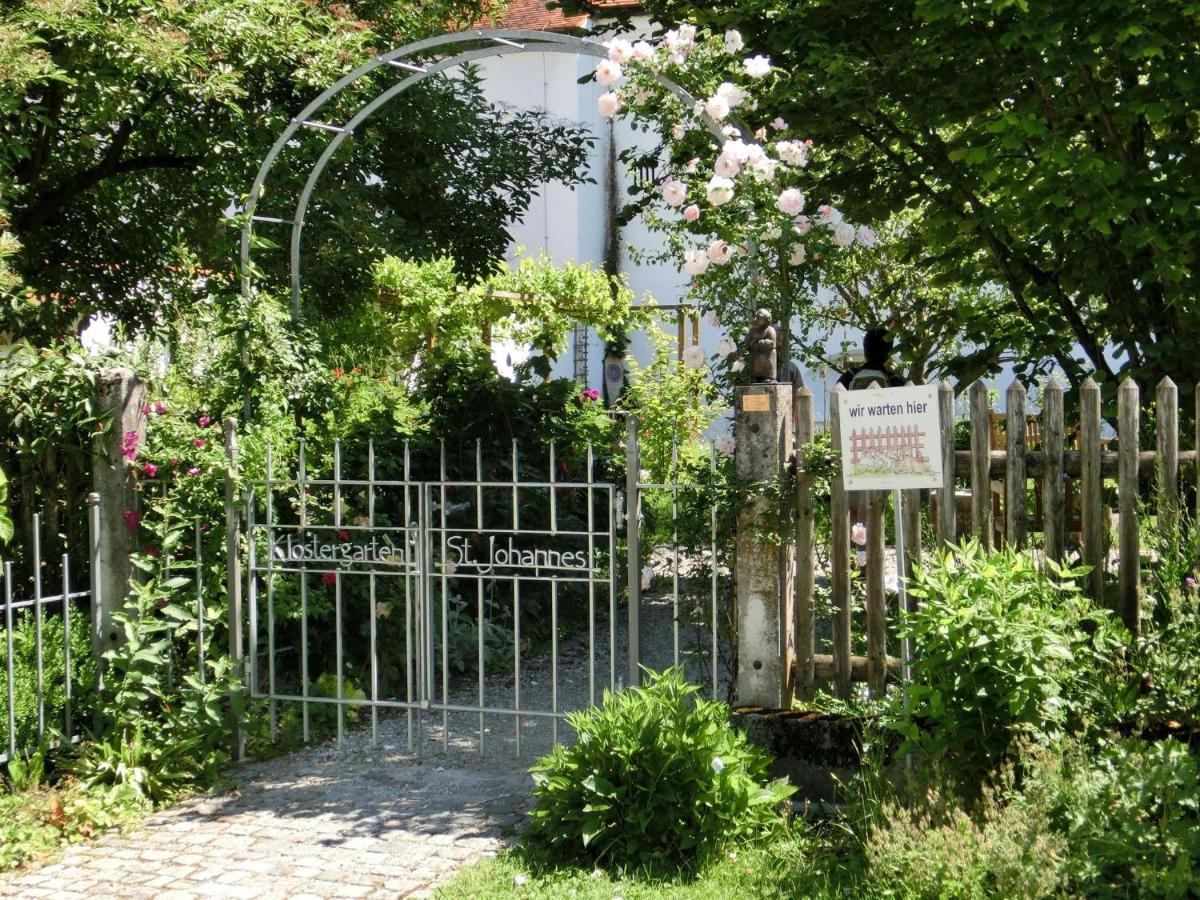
[0,0,592,339]
[639,0,1200,388]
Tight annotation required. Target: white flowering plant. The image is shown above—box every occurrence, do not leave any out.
[593,25,877,386]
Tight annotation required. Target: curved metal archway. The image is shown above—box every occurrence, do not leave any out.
[239,29,725,320]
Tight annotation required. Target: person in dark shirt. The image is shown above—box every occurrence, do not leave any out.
[837,328,904,390]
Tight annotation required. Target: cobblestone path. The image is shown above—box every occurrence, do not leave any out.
[0,740,532,899]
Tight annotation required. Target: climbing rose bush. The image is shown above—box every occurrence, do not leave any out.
[592,25,876,384]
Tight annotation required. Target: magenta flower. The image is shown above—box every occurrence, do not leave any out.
[141,405,152,417]
[1187,576,1196,588]
[198,415,212,428]
[123,509,140,531]
[321,572,337,585]
[120,431,139,461]
[186,467,201,477]
[338,530,350,541]
[154,401,168,415]
[193,438,205,448]
[580,388,601,402]
[141,463,158,478]
[144,544,159,558]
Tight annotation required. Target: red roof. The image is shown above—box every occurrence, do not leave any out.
[478,0,641,33]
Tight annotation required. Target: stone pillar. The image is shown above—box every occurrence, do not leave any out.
[92,367,147,657]
[735,382,795,708]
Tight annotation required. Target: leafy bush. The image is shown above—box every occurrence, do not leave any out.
[865,768,1067,899]
[67,563,241,805]
[894,541,1127,792]
[1038,739,1200,898]
[525,668,793,872]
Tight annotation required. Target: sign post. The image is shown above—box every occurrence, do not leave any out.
[837,385,944,703]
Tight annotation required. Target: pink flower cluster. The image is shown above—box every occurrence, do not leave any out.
[580,388,601,402]
[120,431,139,462]
[123,509,140,531]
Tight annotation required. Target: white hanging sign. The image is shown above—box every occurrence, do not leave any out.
[837,384,944,491]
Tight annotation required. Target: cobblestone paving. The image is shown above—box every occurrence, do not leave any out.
[0,740,533,899]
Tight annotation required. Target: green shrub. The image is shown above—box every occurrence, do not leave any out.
[1040,740,1200,898]
[894,541,1127,792]
[865,768,1067,899]
[525,668,794,872]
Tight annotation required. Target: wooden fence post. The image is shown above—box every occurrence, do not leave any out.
[1118,379,1141,635]
[794,387,815,700]
[829,387,852,699]
[1157,377,1179,533]
[969,381,991,548]
[1005,380,1028,548]
[1080,379,1104,602]
[1042,379,1065,562]
[937,380,956,548]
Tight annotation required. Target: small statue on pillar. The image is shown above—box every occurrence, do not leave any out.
[746,308,777,383]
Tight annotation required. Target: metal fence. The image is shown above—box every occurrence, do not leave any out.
[0,498,208,765]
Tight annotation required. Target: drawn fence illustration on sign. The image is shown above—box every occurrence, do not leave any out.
[847,425,932,475]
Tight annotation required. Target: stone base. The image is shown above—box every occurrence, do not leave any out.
[730,707,902,803]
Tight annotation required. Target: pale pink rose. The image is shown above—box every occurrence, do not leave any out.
[598,91,621,117]
[744,55,772,78]
[851,522,867,546]
[833,222,856,247]
[724,29,744,53]
[818,204,842,226]
[704,94,731,121]
[856,225,878,248]
[661,179,687,207]
[685,157,700,173]
[683,249,710,276]
[606,38,633,64]
[714,152,741,178]
[671,122,686,140]
[707,239,733,265]
[750,159,777,182]
[683,203,701,222]
[772,117,788,131]
[776,188,805,216]
[595,59,622,87]
[706,176,735,206]
[775,140,809,167]
[632,40,655,61]
[683,345,707,369]
[789,243,807,266]
[716,82,745,107]
[793,215,812,235]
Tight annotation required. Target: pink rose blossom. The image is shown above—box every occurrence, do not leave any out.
[198,415,213,428]
[597,91,621,118]
[154,401,168,415]
[683,204,701,222]
[321,572,337,585]
[707,240,733,265]
[120,431,139,462]
[776,188,805,216]
[187,467,201,477]
[141,463,159,478]
[193,438,205,448]
[580,388,601,402]
[661,179,687,207]
[123,509,140,531]
[594,59,622,88]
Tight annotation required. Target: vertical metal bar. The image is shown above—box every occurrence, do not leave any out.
[551,579,559,746]
[439,440,448,751]
[625,416,642,687]
[368,439,378,747]
[609,486,618,695]
[32,514,44,738]
[62,552,72,741]
[5,563,15,758]
[403,439,414,751]
[586,443,596,707]
[333,440,344,746]
[512,440,521,754]
[710,446,719,699]
[88,493,102,733]
[224,417,244,760]
[476,439,485,755]
[266,442,276,739]
[671,437,680,668]
[549,441,558,533]
[298,439,310,743]
[165,545,176,693]
[195,519,205,683]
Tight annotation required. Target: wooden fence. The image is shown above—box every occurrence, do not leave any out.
[794,376,1198,701]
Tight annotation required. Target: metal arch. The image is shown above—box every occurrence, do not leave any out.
[240,28,724,320]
